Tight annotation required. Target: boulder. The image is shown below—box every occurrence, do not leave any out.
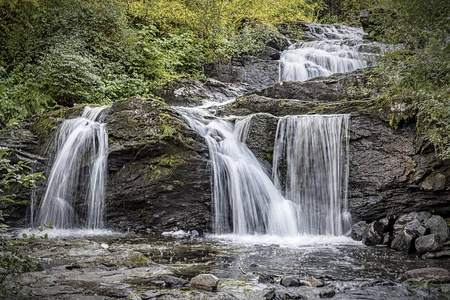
[350,221,368,241]
[424,215,449,241]
[280,275,305,287]
[391,231,414,252]
[402,268,450,284]
[190,274,220,291]
[362,221,384,246]
[415,234,444,254]
[320,289,336,298]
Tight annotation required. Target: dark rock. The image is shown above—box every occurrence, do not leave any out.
[239,113,279,168]
[204,56,279,91]
[190,274,220,291]
[154,78,249,107]
[257,272,276,284]
[350,221,368,241]
[362,221,384,246]
[319,289,336,298]
[280,275,305,287]
[404,219,427,238]
[382,233,391,246]
[391,231,413,252]
[422,249,450,259]
[154,275,189,288]
[424,215,449,241]
[415,234,444,254]
[254,71,367,102]
[402,268,450,284]
[105,97,212,234]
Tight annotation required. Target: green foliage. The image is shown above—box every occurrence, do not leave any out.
[367,0,450,159]
[0,0,325,122]
[0,147,48,297]
[320,0,379,23]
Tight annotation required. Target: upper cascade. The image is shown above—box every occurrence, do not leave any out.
[279,23,380,82]
[35,106,109,229]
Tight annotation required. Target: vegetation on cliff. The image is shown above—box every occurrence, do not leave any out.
[366,0,449,159]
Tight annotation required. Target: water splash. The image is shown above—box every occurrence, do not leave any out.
[279,23,380,82]
[36,106,108,229]
[272,115,351,235]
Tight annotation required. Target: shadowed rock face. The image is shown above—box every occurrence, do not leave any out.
[105,98,212,234]
[1,98,212,234]
[219,72,450,222]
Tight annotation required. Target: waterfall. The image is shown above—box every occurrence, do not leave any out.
[179,107,300,236]
[272,115,351,235]
[36,106,108,229]
[279,23,379,82]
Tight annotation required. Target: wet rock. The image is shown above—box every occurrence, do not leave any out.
[155,275,189,288]
[391,231,414,252]
[424,215,449,241]
[105,97,212,234]
[422,249,450,259]
[402,268,450,284]
[415,234,444,254]
[205,56,279,91]
[404,219,427,238]
[257,271,276,284]
[280,275,305,287]
[320,289,336,298]
[362,221,384,246]
[154,78,249,107]
[306,276,324,287]
[254,71,367,102]
[190,274,220,291]
[350,221,368,241]
[382,233,391,246]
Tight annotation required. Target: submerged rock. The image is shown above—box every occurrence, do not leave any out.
[319,289,336,298]
[190,274,220,291]
[402,268,450,284]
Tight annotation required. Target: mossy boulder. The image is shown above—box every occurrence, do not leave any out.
[105,97,211,234]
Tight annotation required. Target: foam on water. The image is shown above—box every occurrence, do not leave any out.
[207,234,361,248]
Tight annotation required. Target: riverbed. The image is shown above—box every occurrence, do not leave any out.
[12,230,450,299]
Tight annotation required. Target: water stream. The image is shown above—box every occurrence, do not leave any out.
[35,106,108,229]
[279,23,379,82]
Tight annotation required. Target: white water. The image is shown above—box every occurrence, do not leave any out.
[179,108,300,236]
[272,115,351,235]
[35,106,108,229]
[279,23,379,82]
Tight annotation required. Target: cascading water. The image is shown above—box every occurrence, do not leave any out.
[179,107,300,236]
[175,23,366,237]
[279,23,379,82]
[36,106,108,229]
[272,115,351,235]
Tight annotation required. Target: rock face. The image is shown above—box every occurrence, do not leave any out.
[220,72,450,222]
[105,98,212,233]
[1,98,212,234]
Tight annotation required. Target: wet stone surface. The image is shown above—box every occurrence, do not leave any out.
[10,232,450,299]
